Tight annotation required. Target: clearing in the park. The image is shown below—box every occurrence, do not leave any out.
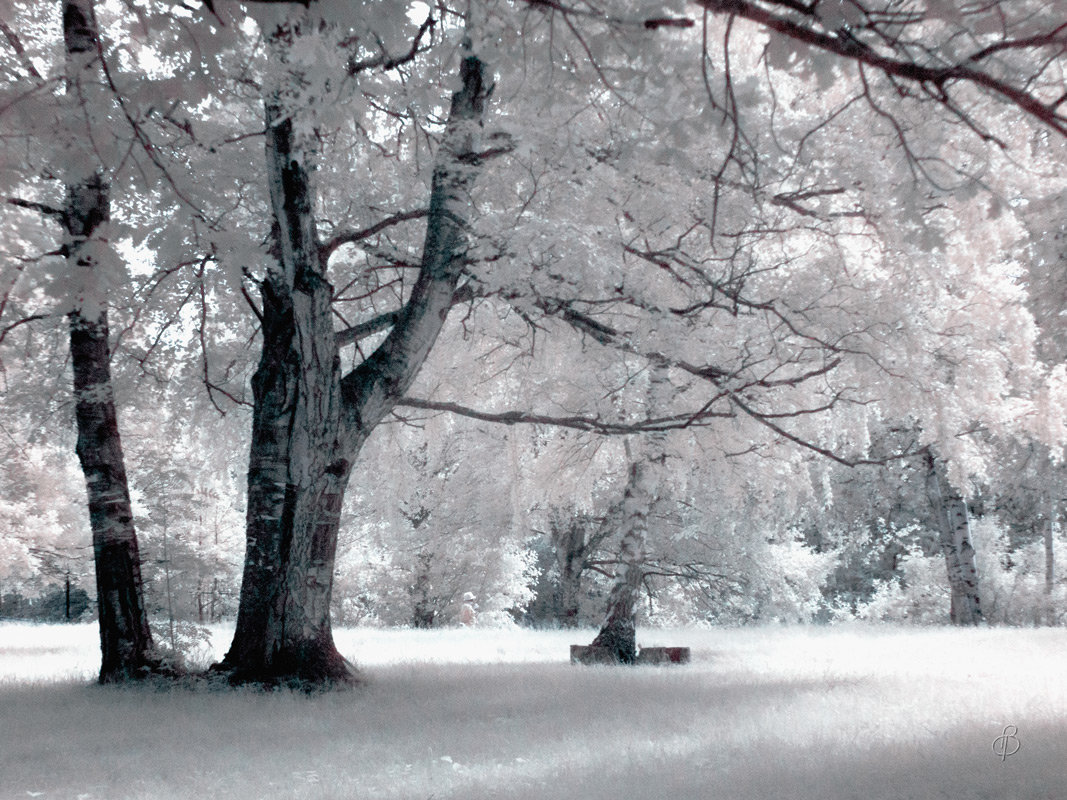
[0,622,1064,800]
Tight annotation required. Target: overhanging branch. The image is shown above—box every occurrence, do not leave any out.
[695,0,1067,138]
[396,396,731,435]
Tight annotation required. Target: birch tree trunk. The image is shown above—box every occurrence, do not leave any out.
[589,460,657,662]
[590,365,671,662]
[63,0,156,683]
[923,453,982,626]
[220,34,492,686]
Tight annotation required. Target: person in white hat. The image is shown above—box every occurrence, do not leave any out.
[459,592,476,626]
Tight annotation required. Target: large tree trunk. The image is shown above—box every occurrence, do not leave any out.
[219,31,492,686]
[219,93,355,684]
[924,453,982,626]
[63,0,156,683]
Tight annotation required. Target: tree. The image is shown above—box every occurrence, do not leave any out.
[210,0,1063,669]
[922,451,982,624]
[588,365,670,662]
[0,0,161,681]
[215,9,495,685]
[535,507,616,627]
[64,0,163,682]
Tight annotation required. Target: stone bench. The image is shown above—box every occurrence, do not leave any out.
[570,645,691,665]
[635,646,691,665]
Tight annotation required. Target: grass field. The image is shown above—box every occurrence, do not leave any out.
[1,621,1064,799]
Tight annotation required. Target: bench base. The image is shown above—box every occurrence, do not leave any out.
[570,645,691,665]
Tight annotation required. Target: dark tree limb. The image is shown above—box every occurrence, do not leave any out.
[320,209,429,263]
[396,396,732,435]
[695,0,1067,138]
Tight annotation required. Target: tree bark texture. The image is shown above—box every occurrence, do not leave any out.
[924,453,982,626]
[63,0,156,683]
[590,365,671,662]
[220,35,492,686]
[221,98,354,684]
[554,518,586,627]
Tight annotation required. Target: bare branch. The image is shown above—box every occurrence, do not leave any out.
[335,309,398,347]
[0,19,44,82]
[348,13,435,75]
[967,23,1067,64]
[6,197,65,219]
[0,313,50,346]
[520,0,695,31]
[396,396,731,435]
[321,209,429,262]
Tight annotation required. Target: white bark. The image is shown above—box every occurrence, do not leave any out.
[591,363,671,661]
[924,453,982,626]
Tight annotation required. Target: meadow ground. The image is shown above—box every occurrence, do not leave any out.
[0,621,1064,799]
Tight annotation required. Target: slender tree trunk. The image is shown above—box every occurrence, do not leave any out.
[924,453,982,626]
[1045,494,1055,625]
[160,502,176,653]
[68,180,157,680]
[555,519,585,627]
[590,461,656,662]
[411,552,437,628]
[590,365,670,662]
[219,31,492,686]
[63,0,155,682]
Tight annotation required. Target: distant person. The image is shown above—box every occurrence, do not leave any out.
[459,592,477,626]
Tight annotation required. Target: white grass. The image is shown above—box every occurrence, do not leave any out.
[1,621,1065,799]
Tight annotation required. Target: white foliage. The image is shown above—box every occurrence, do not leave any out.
[852,516,1067,626]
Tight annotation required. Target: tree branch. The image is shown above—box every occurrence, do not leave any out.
[0,19,44,82]
[334,282,480,348]
[6,197,65,219]
[520,0,694,32]
[335,309,398,347]
[396,396,731,435]
[348,13,435,75]
[0,313,50,346]
[695,0,1067,138]
[321,209,429,262]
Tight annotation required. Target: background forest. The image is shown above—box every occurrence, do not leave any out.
[1,0,1066,681]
